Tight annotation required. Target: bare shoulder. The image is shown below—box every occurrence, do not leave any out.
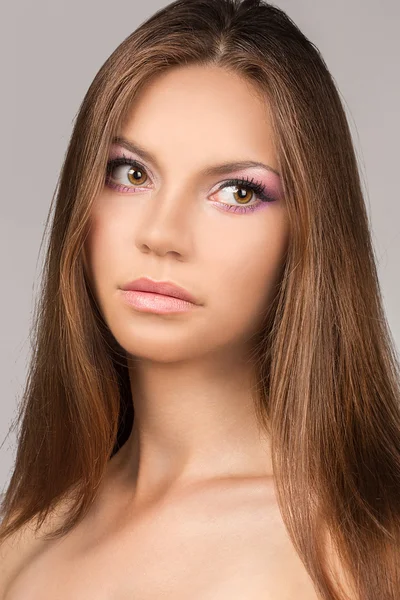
[0,518,42,598]
[0,496,74,598]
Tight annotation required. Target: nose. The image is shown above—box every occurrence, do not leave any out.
[134,185,194,258]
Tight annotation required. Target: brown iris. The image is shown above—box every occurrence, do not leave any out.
[234,187,253,204]
[127,166,148,186]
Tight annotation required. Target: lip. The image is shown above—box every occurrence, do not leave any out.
[120,277,199,305]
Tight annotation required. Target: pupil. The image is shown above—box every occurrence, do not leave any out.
[130,168,142,180]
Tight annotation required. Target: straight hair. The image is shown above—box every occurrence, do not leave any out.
[1,1,399,598]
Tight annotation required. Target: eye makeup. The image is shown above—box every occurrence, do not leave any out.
[212,175,275,214]
[105,151,279,214]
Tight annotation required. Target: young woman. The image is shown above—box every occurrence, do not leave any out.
[1,0,399,598]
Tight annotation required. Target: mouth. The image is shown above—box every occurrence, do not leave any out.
[120,277,199,305]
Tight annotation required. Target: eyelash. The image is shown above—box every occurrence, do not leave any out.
[105,155,276,214]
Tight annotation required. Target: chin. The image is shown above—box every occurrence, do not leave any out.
[115,332,209,364]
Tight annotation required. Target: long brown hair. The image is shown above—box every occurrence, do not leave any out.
[1,0,399,597]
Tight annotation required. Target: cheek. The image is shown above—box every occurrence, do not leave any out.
[84,211,127,298]
[86,192,133,266]
[205,213,288,328]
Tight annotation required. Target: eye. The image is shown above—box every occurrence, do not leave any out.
[214,177,275,206]
[104,156,276,212]
[106,156,150,191]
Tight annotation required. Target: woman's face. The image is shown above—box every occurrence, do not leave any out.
[85,65,289,363]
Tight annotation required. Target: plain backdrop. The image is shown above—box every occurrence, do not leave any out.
[1,0,399,494]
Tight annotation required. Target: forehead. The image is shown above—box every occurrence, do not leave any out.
[117,65,279,174]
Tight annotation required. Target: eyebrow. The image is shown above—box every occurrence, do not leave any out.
[111,136,281,178]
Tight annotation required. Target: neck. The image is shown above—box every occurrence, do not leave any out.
[119,349,273,503]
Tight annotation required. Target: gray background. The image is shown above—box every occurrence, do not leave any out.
[1,0,399,494]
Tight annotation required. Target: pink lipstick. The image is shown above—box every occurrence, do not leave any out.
[120,277,200,314]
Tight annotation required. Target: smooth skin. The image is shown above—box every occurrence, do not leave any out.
[2,65,351,599]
